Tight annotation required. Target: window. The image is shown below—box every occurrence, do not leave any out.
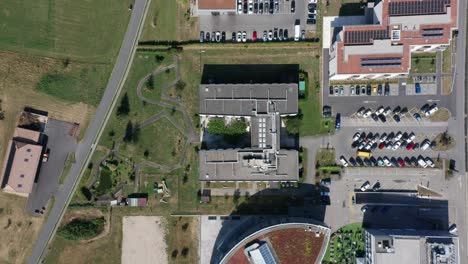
[27,149,31,152]
[20,174,24,178]
[24,159,29,162]
[17,184,22,188]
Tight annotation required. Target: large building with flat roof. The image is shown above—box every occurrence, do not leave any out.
[326,0,458,80]
[364,228,459,264]
[198,80,299,182]
[197,0,236,15]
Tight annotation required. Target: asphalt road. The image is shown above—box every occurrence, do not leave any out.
[26,0,149,263]
[452,0,468,261]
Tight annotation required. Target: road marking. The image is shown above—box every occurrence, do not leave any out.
[427,99,441,102]
[363,101,376,103]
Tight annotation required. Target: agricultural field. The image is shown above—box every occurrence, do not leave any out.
[0,192,44,264]
[0,0,133,62]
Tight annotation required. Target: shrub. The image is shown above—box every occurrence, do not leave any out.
[58,218,105,240]
[207,118,247,136]
[117,92,130,116]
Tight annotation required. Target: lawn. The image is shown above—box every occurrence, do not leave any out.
[0,0,133,62]
[321,0,366,17]
[323,223,365,264]
[0,192,44,263]
[141,67,177,101]
[410,53,437,74]
[140,0,198,42]
[442,36,455,73]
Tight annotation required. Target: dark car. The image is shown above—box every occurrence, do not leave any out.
[430,141,437,149]
[421,103,430,113]
[404,157,412,166]
[221,31,226,42]
[278,29,283,41]
[273,29,278,41]
[397,158,405,167]
[205,32,210,42]
[410,156,418,166]
[291,0,295,12]
[329,86,334,95]
[415,83,421,94]
[335,113,341,131]
[231,32,236,42]
[259,2,263,13]
[377,84,382,95]
[366,84,371,95]
[384,83,390,96]
[400,107,408,115]
[372,182,381,191]
[363,158,371,167]
[322,105,332,117]
[321,178,331,186]
[390,157,399,167]
[244,3,248,13]
[378,114,387,123]
[413,113,422,121]
[370,157,378,166]
[371,113,379,122]
[284,29,288,40]
[356,86,360,95]
[200,31,204,43]
[307,18,316,24]
[393,115,401,122]
[356,156,364,166]
[393,106,401,115]
[349,157,358,166]
[269,0,274,13]
[254,2,258,13]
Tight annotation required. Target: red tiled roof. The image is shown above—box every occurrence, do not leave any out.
[198,0,236,10]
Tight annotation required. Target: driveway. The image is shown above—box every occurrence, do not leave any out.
[26,119,77,214]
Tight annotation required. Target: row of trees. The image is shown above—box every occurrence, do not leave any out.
[58,218,105,240]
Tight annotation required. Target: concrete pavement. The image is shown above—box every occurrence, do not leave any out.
[27,0,150,263]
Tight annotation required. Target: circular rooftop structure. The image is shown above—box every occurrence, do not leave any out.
[219,221,330,264]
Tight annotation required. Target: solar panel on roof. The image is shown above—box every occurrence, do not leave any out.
[389,0,450,16]
[344,29,390,45]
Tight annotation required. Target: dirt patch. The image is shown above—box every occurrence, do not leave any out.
[61,208,104,226]
[0,52,95,174]
[429,108,451,122]
[441,76,453,95]
[0,192,44,264]
[434,132,456,151]
[122,216,167,264]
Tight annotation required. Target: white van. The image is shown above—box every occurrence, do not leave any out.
[294,24,300,41]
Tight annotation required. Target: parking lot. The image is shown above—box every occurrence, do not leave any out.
[199,0,316,42]
[26,119,78,215]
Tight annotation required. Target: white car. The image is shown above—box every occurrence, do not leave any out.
[360,181,371,191]
[379,133,388,142]
[248,4,253,14]
[363,109,372,118]
[365,143,372,150]
[394,132,403,141]
[352,132,361,142]
[375,106,385,115]
[242,31,247,42]
[425,104,439,116]
[237,31,242,42]
[383,157,391,166]
[392,141,401,150]
[340,156,349,167]
[449,224,458,234]
[418,157,428,168]
[357,107,366,117]
[383,107,392,116]
[421,139,430,150]
[309,0,317,3]
[238,4,243,14]
[407,132,416,143]
[425,157,435,168]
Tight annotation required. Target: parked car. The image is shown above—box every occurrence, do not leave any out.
[352,132,361,142]
[449,224,458,234]
[377,84,383,95]
[252,31,257,42]
[384,83,390,96]
[425,157,435,168]
[378,114,386,123]
[335,113,341,131]
[278,29,283,41]
[397,158,405,167]
[421,139,431,150]
[383,107,392,116]
[357,107,366,116]
[383,156,391,166]
[406,142,415,150]
[291,0,295,12]
[395,131,403,141]
[284,29,288,40]
[200,31,204,42]
[372,182,381,191]
[380,133,388,142]
[375,106,385,115]
[418,156,428,168]
[400,107,408,115]
[360,181,371,191]
[363,109,372,118]
[392,141,402,150]
[366,84,371,95]
[371,113,379,122]
[349,157,357,166]
[430,141,437,149]
[361,205,368,213]
[206,32,211,42]
[322,105,332,117]
[242,31,247,42]
[413,113,422,121]
[236,31,242,42]
[42,148,50,162]
[356,157,364,166]
[415,83,421,94]
[420,103,430,113]
[393,115,401,122]
[393,106,401,115]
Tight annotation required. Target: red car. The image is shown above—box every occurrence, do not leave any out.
[406,142,414,150]
[397,158,405,167]
[252,31,257,42]
[378,142,386,149]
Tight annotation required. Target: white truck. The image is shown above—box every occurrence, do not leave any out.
[294,22,300,41]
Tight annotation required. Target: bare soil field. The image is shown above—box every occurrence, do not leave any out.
[0,192,44,264]
[122,216,168,264]
[0,52,94,174]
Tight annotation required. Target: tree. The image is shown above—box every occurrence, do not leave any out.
[146,75,154,90]
[155,55,165,63]
[117,93,130,116]
[81,187,93,201]
[183,173,188,184]
[171,249,178,259]
[175,80,186,91]
[181,247,189,258]
[57,218,105,240]
[108,130,115,137]
[124,121,133,142]
[182,223,189,231]
[144,150,149,157]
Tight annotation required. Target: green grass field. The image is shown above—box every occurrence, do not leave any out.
[0,0,133,62]
[140,0,198,42]
[323,223,365,263]
[410,53,437,74]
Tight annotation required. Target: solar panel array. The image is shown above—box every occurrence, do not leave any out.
[257,243,278,264]
[422,28,445,38]
[388,0,451,16]
[344,29,389,45]
[361,57,402,69]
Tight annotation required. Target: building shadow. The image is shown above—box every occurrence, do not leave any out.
[201,64,300,84]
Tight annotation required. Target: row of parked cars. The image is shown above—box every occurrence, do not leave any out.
[200,29,305,43]
[352,131,436,151]
[237,0,291,15]
[356,105,410,123]
[330,83,391,96]
[340,155,436,168]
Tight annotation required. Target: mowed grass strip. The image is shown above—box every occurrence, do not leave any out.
[0,0,133,62]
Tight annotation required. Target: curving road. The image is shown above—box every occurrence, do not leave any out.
[27,0,149,263]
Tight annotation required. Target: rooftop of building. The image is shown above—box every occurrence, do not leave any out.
[221,223,330,264]
[328,0,458,75]
[2,127,43,195]
[199,83,298,116]
[198,0,236,10]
